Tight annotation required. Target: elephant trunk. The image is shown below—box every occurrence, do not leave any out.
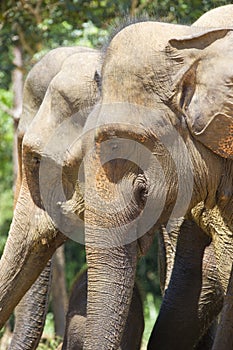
[9,261,52,350]
[84,232,137,349]
[81,128,144,349]
[0,189,66,328]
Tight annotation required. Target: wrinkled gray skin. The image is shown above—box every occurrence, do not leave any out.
[157,219,222,350]
[0,47,100,343]
[192,6,233,349]
[4,42,218,350]
[13,6,233,349]
[1,7,233,350]
[62,21,233,349]
[192,4,233,28]
[61,269,144,350]
[9,46,87,350]
[10,262,52,350]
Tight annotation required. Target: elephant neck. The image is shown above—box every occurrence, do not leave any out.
[189,157,233,233]
[216,159,233,227]
[185,135,222,211]
[191,201,233,293]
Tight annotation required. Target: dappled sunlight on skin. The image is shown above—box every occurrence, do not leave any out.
[2,7,233,350]
[0,47,102,334]
[79,17,233,350]
[36,100,191,248]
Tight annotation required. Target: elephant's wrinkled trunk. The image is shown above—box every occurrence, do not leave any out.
[0,188,66,328]
[82,135,145,349]
[9,260,52,350]
[84,239,137,349]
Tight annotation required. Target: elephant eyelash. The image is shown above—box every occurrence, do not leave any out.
[94,71,102,91]
[180,83,193,110]
[31,154,41,166]
[177,62,198,111]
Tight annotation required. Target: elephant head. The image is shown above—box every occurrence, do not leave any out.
[63,22,233,349]
[192,4,233,28]
[0,47,101,329]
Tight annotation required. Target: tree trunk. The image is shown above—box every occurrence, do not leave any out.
[11,45,23,189]
[130,0,138,16]
[51,245,68,338]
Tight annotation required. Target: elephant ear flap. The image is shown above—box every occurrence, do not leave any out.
[168,28,233,159]
[194,113,233,159]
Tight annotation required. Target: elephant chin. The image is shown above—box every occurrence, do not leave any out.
[138,228,156,256]
[0,188,66,328]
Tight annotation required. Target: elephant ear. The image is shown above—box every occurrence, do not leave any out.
[168,28,233,159]
[190,113,233,159]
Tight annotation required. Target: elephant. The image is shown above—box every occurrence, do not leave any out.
[0,46,101,349]
[59,269,144,350]
[192,4,233,28]
[58,20,233,350]
[9,45,92,350]
[0,6,233,350]
[10,6,233,349]
[191,5,233,349]
[157,219,222,349]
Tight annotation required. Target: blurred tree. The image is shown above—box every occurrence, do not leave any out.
[0,89,13,250]
[129,0,232,23]
[51,246,68,338]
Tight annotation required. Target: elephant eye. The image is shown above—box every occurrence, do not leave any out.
[133,174,149,208]
[180,83,193,110]
[94,71,101,90]
[31,154,40,165]
[23,148,41,169]
[178,62,197,112]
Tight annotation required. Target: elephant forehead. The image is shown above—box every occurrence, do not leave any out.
[102,21,199,103]
[51,66,97,104]
[108,21,192,54]
[102,44,162,105]
[101,68,156,105]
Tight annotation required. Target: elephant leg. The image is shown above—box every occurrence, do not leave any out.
[9,260,52,350]
[158,221,220,349]
[149,219,223,350]
[195,320,217,350]
[212,263,233,350]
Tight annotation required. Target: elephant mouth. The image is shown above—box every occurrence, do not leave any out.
[137,226,156,256]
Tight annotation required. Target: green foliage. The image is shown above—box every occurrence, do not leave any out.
[129,0,233,24]
[0,90,13,188]
[0,0,119,88]
[1,0,233,88]
[37,313,62,349]
[0,89,13,254]
[65,240,86,291]
[38,338,61,350]
[142,292,161,346]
